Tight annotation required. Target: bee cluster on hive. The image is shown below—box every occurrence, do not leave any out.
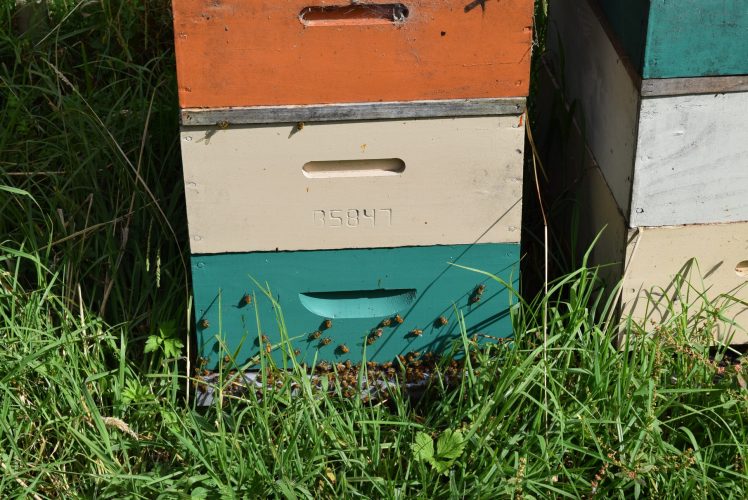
[192,333,514,406]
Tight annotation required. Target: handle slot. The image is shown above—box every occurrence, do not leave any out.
[303,158,405,178]
[300,4,409,26]
[299,289,416,318]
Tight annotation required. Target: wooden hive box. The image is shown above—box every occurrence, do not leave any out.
[172,0,534,108]
[534,4,748,344]
[172,0,535,366]
[597,0,748,79]
[547,0,748,230]
[183,105,526,367]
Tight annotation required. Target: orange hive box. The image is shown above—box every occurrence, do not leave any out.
[173,0,533,109]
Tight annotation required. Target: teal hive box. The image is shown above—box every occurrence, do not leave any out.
[192,243,519,368]
[597,0,748,78]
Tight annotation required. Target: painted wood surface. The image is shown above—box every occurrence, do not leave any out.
[191,243,520,367]
[548,0,639,215]
[631,92,748,228]
[596,0,649,72]
[644,1,748,78]
[172,0,533,108]
[597,0,748,79]
[623,223,748,345]
[181,116,524,253]
[181,98,526,126]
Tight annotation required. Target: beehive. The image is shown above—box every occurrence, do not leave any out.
[174,0,534,366]
[539,0,748,343]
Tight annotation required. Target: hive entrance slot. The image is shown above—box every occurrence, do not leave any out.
[299,4,409,26]
[303,158,405,178]
[299,289,416,318]
[736,260,748,279]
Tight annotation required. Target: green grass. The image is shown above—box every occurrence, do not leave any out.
[1,1,747,498]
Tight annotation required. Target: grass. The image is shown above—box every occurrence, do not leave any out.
[1,1,747,498]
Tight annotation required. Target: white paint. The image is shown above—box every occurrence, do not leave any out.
[548,0,639,215]
[631,92,748,227]
[181,116,524,253]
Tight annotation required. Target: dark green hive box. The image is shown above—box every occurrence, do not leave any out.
[192,243,519,368]
[597,0,748,78]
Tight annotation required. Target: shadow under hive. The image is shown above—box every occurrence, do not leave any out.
[173,0,535,366]
[538,0,748,344]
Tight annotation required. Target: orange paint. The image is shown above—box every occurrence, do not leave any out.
[172,0,533,108]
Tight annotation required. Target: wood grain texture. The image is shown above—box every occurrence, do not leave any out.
[181,116,524,253]
[191,243,519,366]
[641,75,748,98]
[172,0,533,108]
[631,92,748,227]
[548,0,639,215]
[623,223,748,345]
[181,98,527,126]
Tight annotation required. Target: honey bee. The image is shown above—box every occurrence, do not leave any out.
[469,294,481,304]
[309,330,322,340]
[198,319,210,329]
[296,121,305,131]
[197,356,208,367]
[322,319,333,330]
[294,348,301,356]
[320,337,332,346]
[437,316,448,327]
[265,343,272,354]
[366,335,377,345]
[380,318,392,327]
[242,294,252,305]
[338,344,350,354]
[410,329,423,337]
[223,355,230,364]
[475,284,486,295]
[261,334,269,343]
[373,328,384,338]
[393,314,404,324]
[217,120,229,129]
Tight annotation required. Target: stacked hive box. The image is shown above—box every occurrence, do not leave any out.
[544,0,748,343]
[173,1,534,366]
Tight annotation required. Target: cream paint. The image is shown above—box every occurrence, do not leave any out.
[547,0,639,216]
[181,116,524,253]
[631,92,748,227]
[580,164,748,344]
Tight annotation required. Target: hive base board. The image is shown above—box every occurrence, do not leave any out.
[191,243,519,367]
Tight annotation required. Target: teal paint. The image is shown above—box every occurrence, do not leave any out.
[191,244,519,368]
[597,0,650,71]
[644,1,748,78]
[597,0,748,78]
